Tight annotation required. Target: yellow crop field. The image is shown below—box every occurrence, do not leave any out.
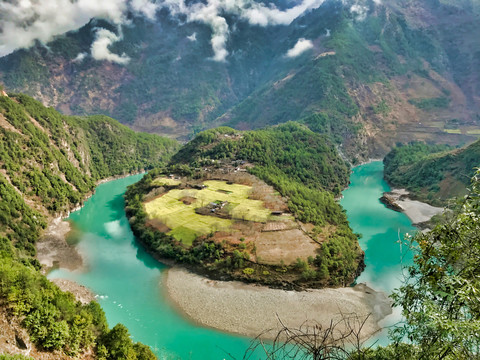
[466,129,480,135]
[144,181,272,245]
[444,129,462,134]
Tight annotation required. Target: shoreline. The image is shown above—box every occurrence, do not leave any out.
[37,172,146,297]
[51,278,96,304]
[354,158,383,167]
[383,188,444,225]
[164,267,392,342]
[36,217,84,274]
[37,171,148,274]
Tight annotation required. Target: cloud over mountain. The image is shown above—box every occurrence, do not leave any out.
[0,0,377,62]
[0,0,129,57]
[286,38,314,58]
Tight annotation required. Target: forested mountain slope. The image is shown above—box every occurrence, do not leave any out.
[0,92,178,358]
[0,92,178,255]
[383,139,480,206]
[1,0,478,160]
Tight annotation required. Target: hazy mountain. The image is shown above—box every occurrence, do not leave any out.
[0,0,479,161]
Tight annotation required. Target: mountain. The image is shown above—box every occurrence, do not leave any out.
[1,0,479,161]
[383,139,480,206]
[0,92,178,358]
[125,124,364,289]
[0,92,179,253]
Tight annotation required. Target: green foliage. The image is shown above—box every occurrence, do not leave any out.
[243,267,255,275]
[388,170,480,359]
[384,140,480,205]
[0,174,46,256]
[0,94,164,358]
[0,255,156,358]
[0,355,34,360]
[126,124,363,287]
[349,342,418,359]
[0,257,100,354]
[0,94,178,257]
[408,97,450,110]
[372,99,391,115]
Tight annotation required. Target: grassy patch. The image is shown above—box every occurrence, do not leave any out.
[408,97,450,110]
[466,129,480,135]
[444,129,462,134]
[144,180,272,244]
[152,177,182,186]
[169,226,199,246]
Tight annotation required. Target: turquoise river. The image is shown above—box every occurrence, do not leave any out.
[49,161,416,359]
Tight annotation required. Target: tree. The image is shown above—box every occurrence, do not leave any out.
[390,169,480,359]
[99,324,137,360]
[242,314,374,360]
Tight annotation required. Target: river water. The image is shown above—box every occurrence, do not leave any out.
[49,161,415,358]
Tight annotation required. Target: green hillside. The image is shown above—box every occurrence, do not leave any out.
[125,124,364,289]
[0,93,178,358]
[383,140,480,205]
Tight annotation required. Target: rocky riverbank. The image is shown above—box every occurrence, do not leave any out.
[36,218,83,274]
[380,189,444,225]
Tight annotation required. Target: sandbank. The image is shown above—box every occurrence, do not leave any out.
[36,217,84,273]
[388,189,444,224]
[165,267,392,341]
[51,278,95,304]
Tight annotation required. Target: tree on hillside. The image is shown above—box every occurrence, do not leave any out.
[245,169,480,359]
[389,168,480,359]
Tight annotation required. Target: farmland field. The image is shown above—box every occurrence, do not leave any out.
[151,177,182,186]
[144,180,272,245]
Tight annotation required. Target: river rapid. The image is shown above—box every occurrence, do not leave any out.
[49,161,416,358]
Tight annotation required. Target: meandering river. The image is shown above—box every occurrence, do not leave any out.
[49,161,415,358]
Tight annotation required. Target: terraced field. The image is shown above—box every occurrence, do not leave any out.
[144,180,272,245]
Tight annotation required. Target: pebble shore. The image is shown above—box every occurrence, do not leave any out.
[165,267,392,341]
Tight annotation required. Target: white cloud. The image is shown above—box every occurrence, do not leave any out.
[286,38,313,58]
[350,4,368,21]
[91,28,130,64]
[131,0,160,20]
[187,32,197,41]
[0,0,129,57]
[161,0,327,62]
[73,52,88,62]
[241,0,326,26]
[0,0,381,62]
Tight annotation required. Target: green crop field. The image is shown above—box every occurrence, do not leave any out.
[144,180,272,245]
[152,177,182,186]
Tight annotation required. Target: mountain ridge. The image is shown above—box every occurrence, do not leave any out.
[1,0,478,161]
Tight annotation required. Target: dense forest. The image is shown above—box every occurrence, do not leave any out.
[383,140,480,206]
[0,93,178,358]
[125,124,364,288]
